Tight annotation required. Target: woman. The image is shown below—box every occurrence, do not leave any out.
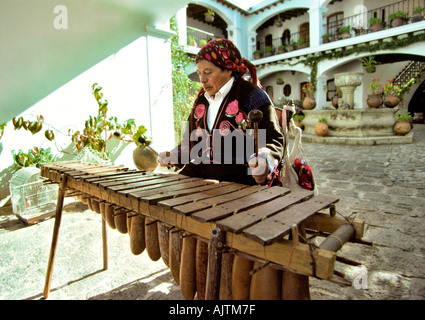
[159,39,283,186]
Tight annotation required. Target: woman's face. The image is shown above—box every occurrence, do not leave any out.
[196,59,232,97]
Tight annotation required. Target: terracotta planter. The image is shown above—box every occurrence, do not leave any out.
[365,66,376,73]
[133,145,158,172]
[411,13,424,23]
[391,18,406,28]
[366,94,383,108]
[315,122,329,137]
[384,95,400,108]
[294,120,304,130]
[394,121,412,135]
[303,97,316,110]
[205,16,214,23]
[371,23,384,32]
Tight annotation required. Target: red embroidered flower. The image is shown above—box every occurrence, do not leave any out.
[225,100,239,116]
[194,104,206,120]
[235,112,244,124]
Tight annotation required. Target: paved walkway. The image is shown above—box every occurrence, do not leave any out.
[1,124,424,300]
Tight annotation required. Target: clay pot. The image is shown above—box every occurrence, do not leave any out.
[384,95,400,108]
[331,96,339,108]
[391,18,406,28]
[315,122,329,137]
[371,23,384,32]
[411,13,423,23]
[133,145,158,172]
[303,97,316,110]
[394,121,412,135]
[366,94,383,108]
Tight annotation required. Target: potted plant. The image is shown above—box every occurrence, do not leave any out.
[292,114,305,130]
[389,10,407,27]
[199,39,207,47]
[366,77,384,108]
[188,35,197,47]
[204,9,215,23]
[394,110,413,135]
[296,38,306,49]
[276,73,284,85]
[302,83,316,110]
[253,49,261,59]
[322,33,333,43]
[274,15,283,27]
[277,44,286,54]
[338,25,351,39]
[315,117,329,137]
[383,79,401,108]
[288,40,297,51]
[264,46,273,57]
[369,17,384,32]
[359,55,380,73]
[411,7,424,22]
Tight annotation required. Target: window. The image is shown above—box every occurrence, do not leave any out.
[299,23,309,46]
[265,34,272,47]
[327,12,344,35]
[283,84,291,97]
[281,29,290,46]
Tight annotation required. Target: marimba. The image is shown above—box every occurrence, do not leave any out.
[40,161,366,300]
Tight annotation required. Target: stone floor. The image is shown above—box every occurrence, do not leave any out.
[1,125,424,300]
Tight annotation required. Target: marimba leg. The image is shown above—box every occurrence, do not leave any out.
[102,214,108,270]
[43,174,68,299]
[205,228,226,300]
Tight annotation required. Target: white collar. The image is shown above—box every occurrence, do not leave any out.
[204,77,235,104]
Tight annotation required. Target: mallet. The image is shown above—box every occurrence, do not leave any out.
[248,109,263,158]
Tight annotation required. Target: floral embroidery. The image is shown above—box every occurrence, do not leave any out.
[219,120,231,136]
[235,112,244,124]
[194,104,206,120]
[235,111,251,130]
[225,100,239,116]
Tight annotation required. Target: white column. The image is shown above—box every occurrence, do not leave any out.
[309,2,326,47]
[315,75,328,110]
[175,6,187,47]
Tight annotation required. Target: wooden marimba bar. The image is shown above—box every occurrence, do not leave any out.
[40,161,366,300]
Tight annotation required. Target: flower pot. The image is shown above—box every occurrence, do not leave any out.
[254,53,261,60]
[384,95,400,108]
[294,120,304,130]
[205,15,214,23]
[133,145,158,172]
[315,122,329,137]
[342,31,351,39]
[391,17,406,28]
[366,94,383,108]
[276,79,284,85]
[303,97,316,110]
[371,23,384,32]
[411,13,424,23]
[365,66,376,73]
[394,121,412,135]
[264,51,273,57]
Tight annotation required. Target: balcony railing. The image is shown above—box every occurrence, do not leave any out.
[252,30,310,59]
[322,0,425,44]
[186,26,218,47]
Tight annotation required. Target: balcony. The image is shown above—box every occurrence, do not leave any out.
[322,0,425,44]
[252,0,425,60]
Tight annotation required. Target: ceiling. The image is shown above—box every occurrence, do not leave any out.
[187,4,229,36]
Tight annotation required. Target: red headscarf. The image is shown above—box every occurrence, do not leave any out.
[195,38,261,88]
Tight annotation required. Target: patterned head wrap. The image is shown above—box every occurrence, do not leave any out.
[195,38,261,88]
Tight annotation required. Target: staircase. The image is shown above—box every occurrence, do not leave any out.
[394,61,425,90]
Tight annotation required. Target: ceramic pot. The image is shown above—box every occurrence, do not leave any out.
[315,122,329,137]
[366,94,383,108]
[371,23,383,32]
[133,145,158,172]
[303,97,316,110]
[391,17,406,28]
[411,13,423,23]
[394,121,412,135]
[384,96,400,108]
